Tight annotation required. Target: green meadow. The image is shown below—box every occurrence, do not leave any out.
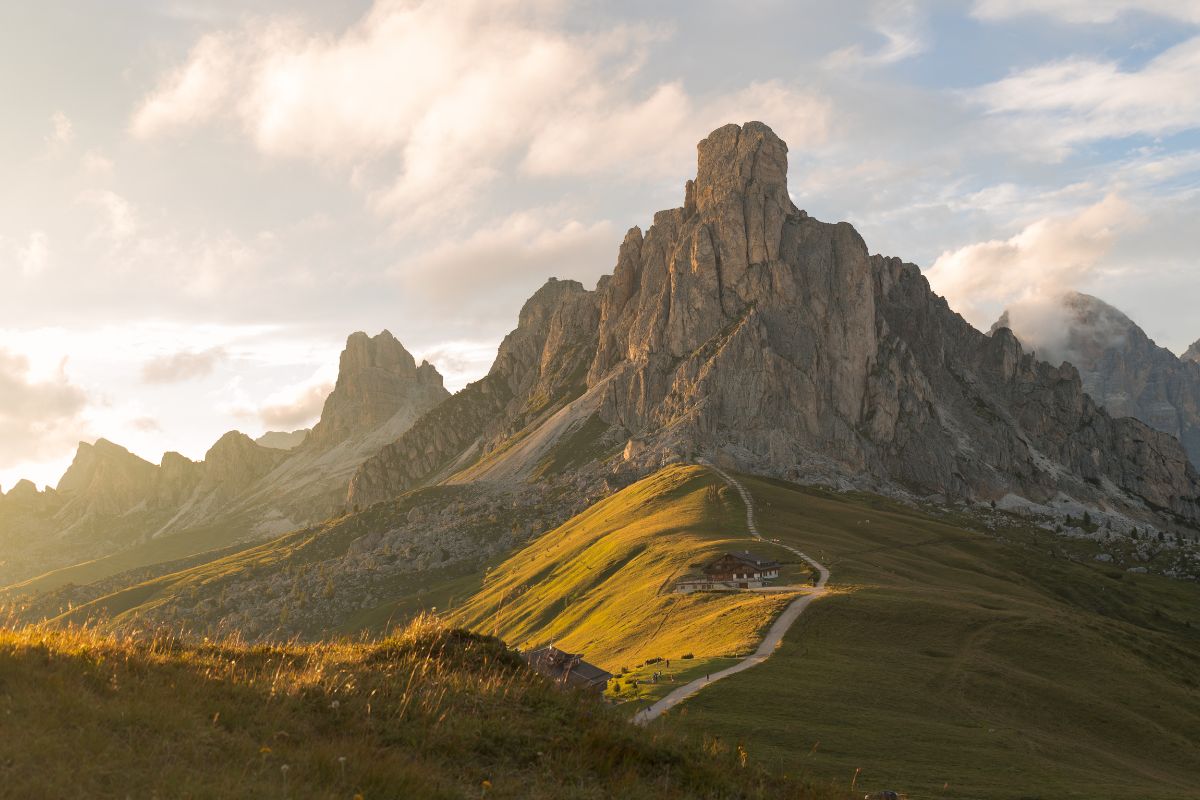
[455,467,1200,799]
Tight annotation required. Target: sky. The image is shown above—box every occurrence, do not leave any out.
[2,0,1199,490]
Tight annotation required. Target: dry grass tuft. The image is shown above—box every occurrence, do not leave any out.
[0,611,848,799]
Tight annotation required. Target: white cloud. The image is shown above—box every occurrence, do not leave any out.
[80,190,139,244]
[925,194,1139,329]
[254,367,335,430]
[414,339,502,392]
[972,0,1200,24]
[69,189,272,297]
[824,0,926,70]
[524,80,832,179]
[141,346,228,384]
[129,1,830,227]
[81,150,115,177]
[46,111,74,150]
[971,36,1200,156]
[10,231,50,278]
[0,349,89,473]
[396,210,615,312]
[130,32,240,139]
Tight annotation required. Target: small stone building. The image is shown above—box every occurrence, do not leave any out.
[523,646,612,693]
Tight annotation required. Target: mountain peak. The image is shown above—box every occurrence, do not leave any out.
[56,439,154,495]
[307,330,449,449]
[1185,338,1200,363]
[992,291,1141,368]
[994,291,1200,468]
[693,121,790,220]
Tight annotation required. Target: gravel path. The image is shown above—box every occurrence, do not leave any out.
[633,461,830,725]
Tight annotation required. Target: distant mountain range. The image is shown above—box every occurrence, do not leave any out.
[3,121,1198,595]
[0,331,446,587]
[994,292,1200,469]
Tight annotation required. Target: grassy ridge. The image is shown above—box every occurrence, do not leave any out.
[451,465,801,671]
[4,511,264,596]
[40,486,481,634]
[663,476,1200,799]
[0,616,848,799]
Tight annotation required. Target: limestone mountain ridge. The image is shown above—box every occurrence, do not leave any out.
[350,122,1199,530]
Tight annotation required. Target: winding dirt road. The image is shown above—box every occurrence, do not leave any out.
[632,461,830,725]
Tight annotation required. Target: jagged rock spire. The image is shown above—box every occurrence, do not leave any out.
[307,330,448,449]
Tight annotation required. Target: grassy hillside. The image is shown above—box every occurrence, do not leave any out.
[29,485,535,640]
[658,476,1200,799]
[455,466,1200,799]
[0,616,849,799]
[451,465,803,673]
[4,511,265,595]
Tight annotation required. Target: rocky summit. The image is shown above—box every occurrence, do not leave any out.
[1185,338,1200,364]
[307,330,447,450]
[351,121,1200,527]
[994,292,1200,469]
[0,330,449,588]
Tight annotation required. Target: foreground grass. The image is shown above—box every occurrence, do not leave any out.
[0,615,850,799]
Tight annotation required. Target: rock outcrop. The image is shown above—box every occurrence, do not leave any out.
[0,331,450,588]
[351,121,1200,527]
[54,439,159,522]
[1184,339,1200,364]
[307,330,447,450]
[255,429,309,450]
[993,293,1200,468]
[349,280,598,507]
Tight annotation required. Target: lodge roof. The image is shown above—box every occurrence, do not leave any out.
[523,646,612,685]
[724,550,780,566]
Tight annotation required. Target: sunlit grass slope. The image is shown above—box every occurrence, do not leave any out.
[658,476,1200,800]
[43,486,488,635]
[0,616,851,800]
[452,465,800,671]
[5,511,263,595]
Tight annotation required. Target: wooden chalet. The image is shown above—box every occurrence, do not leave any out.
[674,550,782,593]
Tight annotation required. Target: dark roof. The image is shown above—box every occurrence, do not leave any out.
[708,550,780,567]
[523,646,612,686]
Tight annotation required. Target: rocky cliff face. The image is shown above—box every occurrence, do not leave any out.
[306,330,447,450]
[1185,339,1200,364]
[54,439,160,522]
[993,293,1200,468]
[255,430,308,450]
[0,331,450,588]
[349,280,598,507]
[352,121,1200,527]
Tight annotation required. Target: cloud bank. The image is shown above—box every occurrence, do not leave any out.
[926,194,1139,329]
[130,0,830,227]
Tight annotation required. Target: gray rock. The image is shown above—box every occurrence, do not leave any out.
[993,293,1200,468]
[349,121,1200,530]
[307,330,447,450]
